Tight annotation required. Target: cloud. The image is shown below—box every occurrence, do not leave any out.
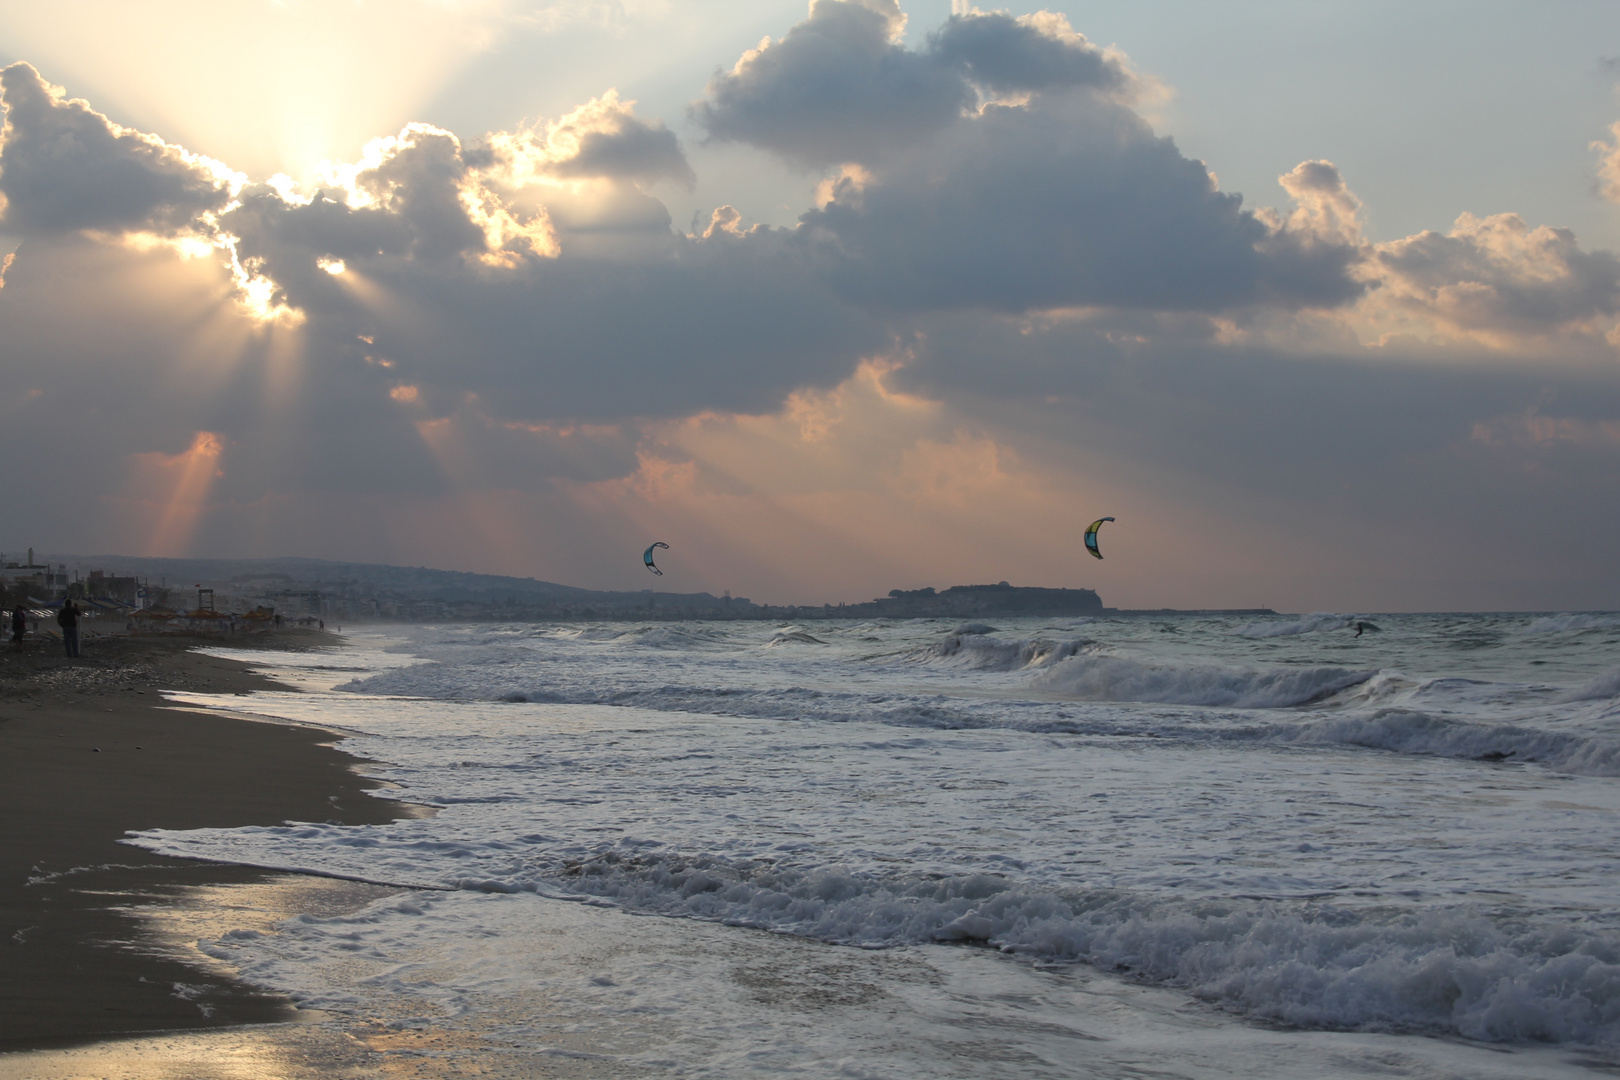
[693,3,1136,169]
[1369,211,1620,339]
[223,197,880,422]
[1469,409,1620,454]
[694,9,1361,314]
[482,90,694,188]
[1268,160,1364,248]
[4,5,1620,610]
[1592,121,1620,205]
[927,10,1132,97]
[0,61,884,428]
[0,62,239,236]
[796,96,1361,312]
[693,0,969,168]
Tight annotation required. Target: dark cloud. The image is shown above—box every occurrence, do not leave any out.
[0,62,235,236]
[345,125,489,261]
[693,3,1133,169]
[692,0,972,167]
[471,91,696,191]
[795,93,1358,312]
[272,230,883,422]
[215,130,882,421]
[544,105,694,187]
[927,11,1130,96]
[694,8,1362,314]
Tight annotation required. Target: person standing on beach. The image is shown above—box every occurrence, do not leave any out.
[9,602,24,648]
[57,598,79,657]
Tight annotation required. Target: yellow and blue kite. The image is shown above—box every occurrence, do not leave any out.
[1084,517,1114,560]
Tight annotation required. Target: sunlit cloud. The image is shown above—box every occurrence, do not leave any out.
[1593,121,1620,205]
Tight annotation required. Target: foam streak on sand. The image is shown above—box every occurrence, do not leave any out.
[117,611,1620,1075]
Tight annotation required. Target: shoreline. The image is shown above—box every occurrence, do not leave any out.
[0,630,408,1051]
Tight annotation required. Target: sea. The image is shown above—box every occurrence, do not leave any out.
[128,612,1620,1078]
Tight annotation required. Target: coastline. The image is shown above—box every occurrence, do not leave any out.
[0,630,407,1050]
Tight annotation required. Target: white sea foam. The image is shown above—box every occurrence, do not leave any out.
[1559,665,1620,704]
[550,861,1620,1044]
[133,824,1620,1047]
[1234,613,1355,638]
[1525,613,1620,634]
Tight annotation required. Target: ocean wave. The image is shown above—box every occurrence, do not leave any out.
[564,627,629,641]
[624,624,736,648]
[1558,666,1620,704]
[911,633,1088,672]
[1033,653,1372,709]
[1524,614,1620,635]
[1234,613,1355,638]
[339,664,1005,729]
[766,630,827,646]
[134,827,1620,1047]
[1261,709,1620,777]
[556,861,1619,1046]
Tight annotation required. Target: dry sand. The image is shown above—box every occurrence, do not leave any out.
[0,631,408,1050]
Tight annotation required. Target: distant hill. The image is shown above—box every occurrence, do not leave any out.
[60,555,608,602]
[46,553,747,619]
[37,554,1137,621]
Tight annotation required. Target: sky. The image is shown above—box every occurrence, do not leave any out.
[1,0,1619,612]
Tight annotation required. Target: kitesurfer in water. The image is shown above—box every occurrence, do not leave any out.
[1353,621,1366,638]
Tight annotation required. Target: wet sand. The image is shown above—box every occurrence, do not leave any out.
[0,631,407,1050]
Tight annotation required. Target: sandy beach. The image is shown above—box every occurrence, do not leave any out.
[0,630,406,1050]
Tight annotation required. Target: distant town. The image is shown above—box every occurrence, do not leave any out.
[1,551,1274,626]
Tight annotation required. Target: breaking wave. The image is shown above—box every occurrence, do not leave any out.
[911,632,1088,672]
[1559,665,1620,704]
[766,629,827,646]
[1261,709,1620,777]
[133,828,1620,1047]
[544,855,1620,1044]
[1525,614,1620,635]
[1033,653,1372,709]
